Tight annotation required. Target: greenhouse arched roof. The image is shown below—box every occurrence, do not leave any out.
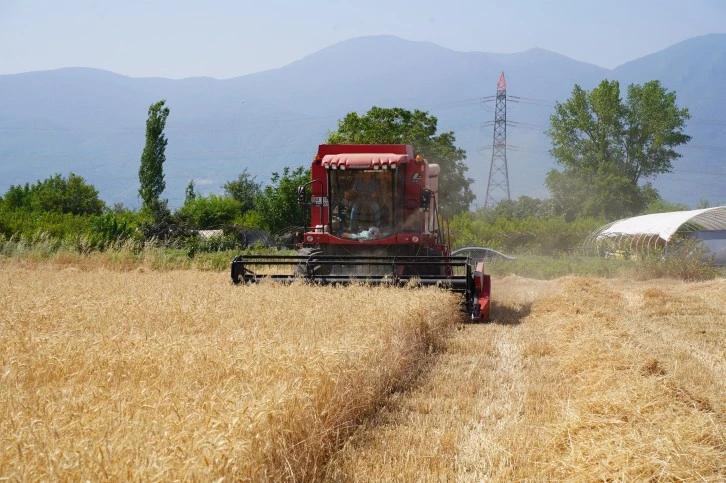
[594,206,726,242]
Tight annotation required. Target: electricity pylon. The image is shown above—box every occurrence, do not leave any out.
[484,72,510,208]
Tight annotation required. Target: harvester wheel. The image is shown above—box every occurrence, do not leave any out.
[294,248,324,278]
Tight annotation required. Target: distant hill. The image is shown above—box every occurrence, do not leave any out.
[0,34,724,209]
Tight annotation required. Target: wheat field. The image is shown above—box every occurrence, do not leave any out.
[1,262,724,481]
[0,262,459,480]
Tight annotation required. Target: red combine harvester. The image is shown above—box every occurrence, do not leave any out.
[231,144,491,320]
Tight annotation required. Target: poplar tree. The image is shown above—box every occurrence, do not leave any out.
[139,99,170,217]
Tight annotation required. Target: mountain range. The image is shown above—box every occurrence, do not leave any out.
[1,34,724,209]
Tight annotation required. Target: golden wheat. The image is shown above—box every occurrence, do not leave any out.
[3,258,723,481]
[0,262,460,480]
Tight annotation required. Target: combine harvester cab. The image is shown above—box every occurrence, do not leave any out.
[231,144,491,321]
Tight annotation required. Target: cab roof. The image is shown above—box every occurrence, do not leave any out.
[317,144,414,158]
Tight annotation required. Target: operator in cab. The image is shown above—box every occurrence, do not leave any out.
[348,171,381,231]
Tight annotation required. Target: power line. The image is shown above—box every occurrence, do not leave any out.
[690,118,726,127]
[671,169,726,177]
[682,144,726,152]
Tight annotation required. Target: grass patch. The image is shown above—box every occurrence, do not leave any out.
[1,234,722,281]
[486,247,721,281]
[0,234,292,273]
[486,254,630,279]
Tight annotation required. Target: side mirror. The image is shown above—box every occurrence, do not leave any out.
[420,189,432,211]
[297,186,306,206]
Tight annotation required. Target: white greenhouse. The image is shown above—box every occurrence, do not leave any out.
[588,206,726,266]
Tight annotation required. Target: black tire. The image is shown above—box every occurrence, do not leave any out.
[294,248,324,278]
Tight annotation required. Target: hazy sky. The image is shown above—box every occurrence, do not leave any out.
[2,0,724,79]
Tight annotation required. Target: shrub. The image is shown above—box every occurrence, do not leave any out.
[448,211,603,254]
[633,239,717,281]
[177,194,244,229]
[3,173,105,215]
[88,212,137,250]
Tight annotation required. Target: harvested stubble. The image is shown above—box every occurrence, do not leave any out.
[325,276,725,481]
[0,263,460,480]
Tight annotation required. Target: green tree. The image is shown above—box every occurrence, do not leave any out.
[4,183,31,210]
[2,173,104,215]
[642,198,689,215]
[185,180,197,204]
[254,167,310,234]
[90,212,136,248]
[546,80,690,219]
[138,99,170,218]
[177,194,244,229]
[695,199,711,209]
[326,106,474,216]
[545,164,646,220]
[490,196,556,219]
[223,169,261,214]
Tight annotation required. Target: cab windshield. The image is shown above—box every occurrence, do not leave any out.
[328,169,394,237]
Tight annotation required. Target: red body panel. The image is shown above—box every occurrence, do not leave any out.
[474,261,492,320]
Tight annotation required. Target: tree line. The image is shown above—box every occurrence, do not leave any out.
[0,78,696,252]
